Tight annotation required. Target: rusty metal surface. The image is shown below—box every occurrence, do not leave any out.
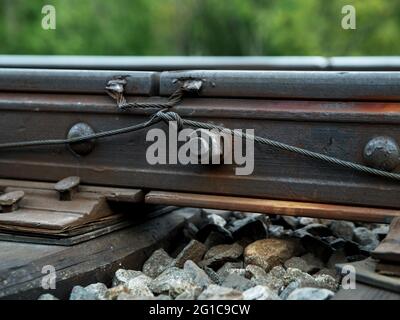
[145,191,400,223]
[1,69,400,209]
[0,93,400,208]
[372,217,400,262]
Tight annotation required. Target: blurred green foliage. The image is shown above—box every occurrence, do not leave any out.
[0,0,399,55]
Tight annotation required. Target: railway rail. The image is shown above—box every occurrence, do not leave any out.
[1,57,400,299]
[1,67,400,217]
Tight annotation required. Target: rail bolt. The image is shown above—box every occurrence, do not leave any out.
[67,122,95,156]
[363,136,400,172]
[188,129,228,164]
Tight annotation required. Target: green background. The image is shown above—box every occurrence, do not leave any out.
[0,0,398,56]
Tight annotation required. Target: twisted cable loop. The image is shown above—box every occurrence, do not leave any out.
[106,78,184,110]
[155,111,184,131]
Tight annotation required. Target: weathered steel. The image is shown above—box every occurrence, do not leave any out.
[0,179,144,236]
[67,123,96,156]
[1,93,400,208]
[160,70,400,101]
[145,191,400,223]
[0,69,157,95]
[0,191,25,213]
[54,176,80,201]
[363,137,400,172]
[336,258,400,294]
[1,69,400,209]
[372,217,400,262]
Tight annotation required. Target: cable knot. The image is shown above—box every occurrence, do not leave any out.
[155,111,184,131]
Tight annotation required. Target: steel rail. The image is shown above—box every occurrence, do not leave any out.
[1,56,400,71]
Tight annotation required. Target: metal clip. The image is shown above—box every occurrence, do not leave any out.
[0,191,24,213]
[55,176,80,201]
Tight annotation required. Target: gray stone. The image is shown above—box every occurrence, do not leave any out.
[244,238,302,271]
[206,213,227,227]
[142,249,174,278]
[38,293,59,300]
[112,269,144,287]
[372,225,390,240]
[243,285,281,300]
[284,257,314,273]
[299,217,317,226]
[201,243,243,268]
[70,283,108,300]
[330,221,355,241]
[287,287,334,300]
[228,217,268,242]
[301,223,332,237]
[297,233,333,263]
[203,231,231,248]
[204,267,222,285]
[155,294,173,300]
[314,274,338,292]
[149,267,199,298]
[300,253,325,273]
[221,268,246,279]
[269,225,285,238]
[283,268,317,287]
[314,268,339,280]
[353,227,379,252]
[104,285,130,300]
[221,274,255,292]
[202,209,232,221]
[279,280,301,300]
[174,240,207,268]
[327,249,348,269]
[217,262,245,279]
[175,287,202,300]
[255,266,287,294]
[183,260,213,289]
[282,216,299,229]
[127,276,154,297]
[183,222,199,239]
[269,265,287,278]
[128,274,152,287]
[117,292,155,300]
[197,284,243,300]
[257,276,285,294]
[245,264,267,279]
[196,224,234,246]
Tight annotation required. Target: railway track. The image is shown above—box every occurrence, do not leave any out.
[0,56,400,300]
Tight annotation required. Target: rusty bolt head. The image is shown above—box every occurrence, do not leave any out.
[188,129,223,164]
[67,122,96,156]
[363,136,400,172]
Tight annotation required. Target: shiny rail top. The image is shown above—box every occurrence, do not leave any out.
[1,56,400,71]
